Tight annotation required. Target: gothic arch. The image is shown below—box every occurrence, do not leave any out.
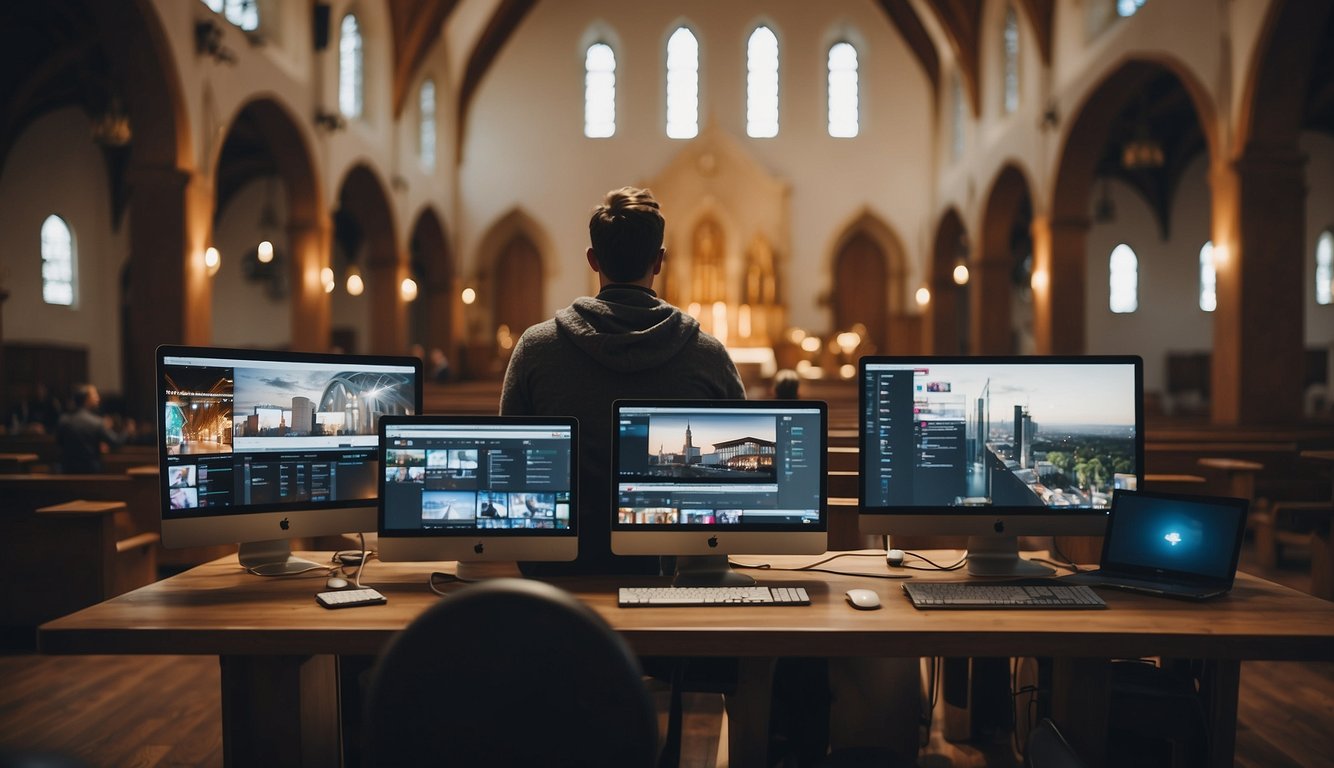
[978,162,1036,354]
[828,211,907,354]
[1047,57,1219,355]
[408,206,454,360]
[475,208,552,346]
[336,163,402,355]
[930,207,969,354]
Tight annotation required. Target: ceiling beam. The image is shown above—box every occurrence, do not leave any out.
[389,0,462,117]
[1016,0,1053,66]
[874,0,941,97]
[456,0,537,160]
[926,0,983,117]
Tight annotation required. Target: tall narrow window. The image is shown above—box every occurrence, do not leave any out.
[666,27,699,139]
[1117,0,1147,17]
[1199,241,1217,312]
[747,26,779,138]
[584,43,616,138]
[1316,229,1333,306]
[827,42,859,138]
[1002,6,1019,114]
[339,14,364,118]
[201,0,258,31]
[419,79,436,170]
[1109,244,1138,313]
[951,73,965,160]
[41,215,76,307]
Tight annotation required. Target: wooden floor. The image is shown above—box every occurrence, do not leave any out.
[1,545,1330,767]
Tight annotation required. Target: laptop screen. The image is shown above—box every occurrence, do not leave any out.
[1102,490,1248,581]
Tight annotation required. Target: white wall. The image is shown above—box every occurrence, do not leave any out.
[456,0,935,334]
[210,177,293,349]
[0,108,127,392]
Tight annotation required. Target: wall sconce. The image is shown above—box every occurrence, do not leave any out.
[915,286,931,306]
[204,247,221,277]
[346,266,364,296]
[195,19,238,64]
[400,277,419,302]
[461,287,477,305]
[1031,269,1050,292]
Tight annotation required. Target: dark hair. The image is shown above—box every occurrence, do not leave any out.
[588,187,665,282]
[773,369,800,400]
[72,384,95,409]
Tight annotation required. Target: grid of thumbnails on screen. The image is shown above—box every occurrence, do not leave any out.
[379,419,576,533]
[159,351,418,517]
[613,402,825,528]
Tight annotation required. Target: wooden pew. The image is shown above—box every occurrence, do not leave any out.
[0,472,159,541]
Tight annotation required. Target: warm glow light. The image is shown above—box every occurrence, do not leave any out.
[1031,269,1050,292]
[788,328,807,344]
[1211,242,1229,267]
[461,287,477,305]
[257,240,274,263]
[840,364,856,379]
[346,271,364,296]
[204,247,221,276]
[321,267,335,293]
[687,302,701,318]
[796,359,814,374]
[952,263,970,285]
[800,336,821,353]
[738,304,752,339]
[915,287,931,305]
[835,331,861,353]
[400,277,419,302]
[712,301,728,345]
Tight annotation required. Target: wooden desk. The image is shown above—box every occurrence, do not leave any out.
[39,552,1334,768]
[0,452,39,473]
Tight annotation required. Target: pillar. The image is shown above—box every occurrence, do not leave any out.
[970,257,1012,355]
[1033,216,1088,355]
[368,255,407,356]
[288,215,332,352]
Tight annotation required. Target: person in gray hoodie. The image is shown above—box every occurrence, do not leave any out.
[500,186,745,575]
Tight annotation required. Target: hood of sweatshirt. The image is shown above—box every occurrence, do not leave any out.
[554,285,701,373]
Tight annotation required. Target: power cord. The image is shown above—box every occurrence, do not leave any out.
[730,551,912,580]
[897,551,968,572]
[1047,537,1083,573]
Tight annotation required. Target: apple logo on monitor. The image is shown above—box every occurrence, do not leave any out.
[474,542,485,554]
[707,535,719,549]
[280,518,290,531]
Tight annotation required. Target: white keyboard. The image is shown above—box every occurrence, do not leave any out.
[316,587,387,609]
[618,585,810,607]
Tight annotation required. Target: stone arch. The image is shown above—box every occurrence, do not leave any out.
[474,208,552,352]
[978,162,1036,354]
[408,205,454,362]
[336,163,401,355]
[211,95,328,352]
[828,211,908,354]
[1046,57,1219,355]
[930,207,969,354]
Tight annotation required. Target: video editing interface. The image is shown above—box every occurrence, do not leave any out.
[160,354,417,519]
[615,405,823,527]
[381,423,574,533]
[861,361,1138,511]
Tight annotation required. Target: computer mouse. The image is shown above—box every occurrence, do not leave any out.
[845,588,881,610]
[325,576,349,590]
[886,549,906,567]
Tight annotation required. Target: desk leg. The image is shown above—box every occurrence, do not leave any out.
[1050,657,1110,768]
[1313,520,1333,601]
[1200,659,1240,768]
[725,657,775,768]
[220,654,340,768]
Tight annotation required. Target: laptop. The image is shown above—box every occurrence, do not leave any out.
[1063,489,1249,600]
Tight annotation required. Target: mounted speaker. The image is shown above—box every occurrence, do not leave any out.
[313,4,331,51]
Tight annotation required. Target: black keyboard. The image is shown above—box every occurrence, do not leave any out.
[618,585,810,607]
[903,581,1106,609]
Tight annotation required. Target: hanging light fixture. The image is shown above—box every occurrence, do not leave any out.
[1121,95,1164,170]
[91,95,132,147]
[346,265,364,296]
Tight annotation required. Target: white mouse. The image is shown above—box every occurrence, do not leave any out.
[845,588,881,610]
[325,576,349,590]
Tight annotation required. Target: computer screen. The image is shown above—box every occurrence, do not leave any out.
[859,355,1143,575]
[156,345,421,574]
[611,400,827,585]
[377,416,579,563]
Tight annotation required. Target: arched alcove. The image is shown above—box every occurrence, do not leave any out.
[979,163,1035,354]
[829,213,907,354]
[408,207,454,363]
[334,164,400,355]
[930,208,969,354]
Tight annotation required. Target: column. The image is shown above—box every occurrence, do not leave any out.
[288,215,332,353]
[970,257,1012,355]
[367,255,407,356]
[1210,150,1307,425]
[1033,216,1089,355]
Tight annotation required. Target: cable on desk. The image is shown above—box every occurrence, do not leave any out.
[898,551,967,572]
[1048,537,1083,573]
[427,569,485,596]
[730,552,912,580]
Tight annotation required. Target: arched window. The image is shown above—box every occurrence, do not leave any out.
[1199,241,1217,312]
[827,42,859,138]
[1317,229,1333,306]
[201,0,258,31]
[1117,0,1147,17]
[584,43,616,138]
[666,27,699,139]
[1002,6,1019,114]
[951,73,965,160]
[339,14,364,118]
[1108,244,1138,313]
[746,26,779,138]
[41,215,76,307]
[419,79,436,170]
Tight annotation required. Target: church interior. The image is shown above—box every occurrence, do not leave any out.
[1,0,1332,766]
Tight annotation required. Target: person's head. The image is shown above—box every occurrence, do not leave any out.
[772,369,800,400]
[72,384,100,411]
[587,187,665,287]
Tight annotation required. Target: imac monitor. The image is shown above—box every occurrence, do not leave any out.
[156,345,422,575]
[612,400,828,586]
[859,356,1143,576]
[377,416,579,563]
